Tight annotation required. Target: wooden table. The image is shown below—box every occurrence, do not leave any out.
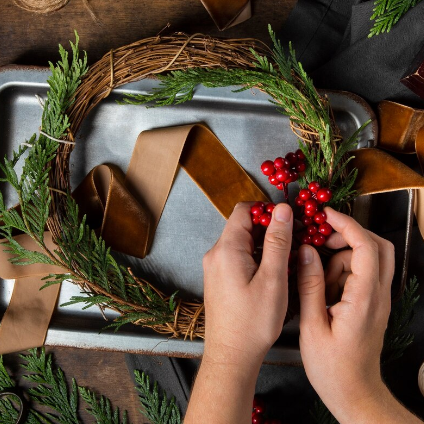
[1,1,296,422]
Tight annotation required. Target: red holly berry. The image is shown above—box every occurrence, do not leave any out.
[260,213,272,227]
[308,181,320,193]
[313,211,327,224]
[286,171,298,183]
[265,203,276,214]
[252,413,265,424]
[295,161,306,173]
[301,234,313,245]
[251,205,264,216]
[319,222,333,236]
[299,189,312,201]
[316,188,332,203]
[301,215,313,226]
[304,199,318,214]
[252,215,260,225]
[254,201,265,209]
[276,183,285,191]
[273,157,285,169]
[276,168,290,182]
[294,196,304,207]
[268,174,279,185]
[261,160,275,176]
[312,233,326,246]
[307,224,318,235]
[295,149,306,161]
[285,152,297,165]
[253,396,266,414]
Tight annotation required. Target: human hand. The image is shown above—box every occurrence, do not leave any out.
[202,202,293,368]
[297,207,394,423]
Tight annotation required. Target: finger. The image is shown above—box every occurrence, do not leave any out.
[362,231,395,287]
[325,208,394,287]
[325,231,348,249]
[297,245,329,329]
[219,202,255,255]
[255,203,293,285]
[325,250,352,304]
[324,208,379,287]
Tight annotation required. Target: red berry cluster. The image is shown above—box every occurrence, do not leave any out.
[295,181,333,246]
[250,202,276,226]
[260,149,306,190]
[252,396,282,424]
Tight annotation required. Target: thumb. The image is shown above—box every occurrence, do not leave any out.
[256,203,293,284]
[297,245,329,329]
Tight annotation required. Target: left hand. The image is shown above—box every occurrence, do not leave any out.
[202,202,293,367]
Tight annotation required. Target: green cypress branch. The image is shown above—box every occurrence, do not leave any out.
[134,371,182,424]
[369,0,422,37]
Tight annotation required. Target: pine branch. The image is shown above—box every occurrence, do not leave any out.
[20,349,80,424]
[79,387,130,424]
[381,276,420,364]
[134,370,182,424]
[369,0,422,37]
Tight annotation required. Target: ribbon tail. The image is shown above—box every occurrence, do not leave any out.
[352,148,424,239]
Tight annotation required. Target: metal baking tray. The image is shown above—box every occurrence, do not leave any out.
[0,66,377,364]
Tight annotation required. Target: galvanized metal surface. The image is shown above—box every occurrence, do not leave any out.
[0,66,377,363]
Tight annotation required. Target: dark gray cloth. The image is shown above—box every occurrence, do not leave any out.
[278,0,424,107]
[125,2,424,421]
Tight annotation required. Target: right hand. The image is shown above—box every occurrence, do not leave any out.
[297,207,394,422]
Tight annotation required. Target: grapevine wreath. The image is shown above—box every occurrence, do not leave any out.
[0,28,370,340]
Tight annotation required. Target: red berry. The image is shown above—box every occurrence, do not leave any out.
[268,174,279,186]
[252,413,265,424]
[308,181,320,193]
[294,196,304,207]
[276,183,285,191]
[301,215,313,226]
[313,211,327,224]
[260,213,272,227]
[265,203,276,214]
[273,157,285,169]
[285,151,297,165]
[275,168,290,182]
[253,396,266,414]
[251,205,264,216]
[261,160,275,176]
[295,161,306,173]
[312,233,326,246]
[316,188,332,203]
[299,189,312,201]
[301,234,312,245]
[319,222,333,236]
[252,215,260,225]
[286,171,298,183]
[307,224,318,235]
[295,149,306,161]
[304,199,318,213]
[254,201,265,209]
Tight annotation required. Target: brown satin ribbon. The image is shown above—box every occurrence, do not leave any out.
[200,0,251,31]
[0,123,268,354]
[352,100,424,238]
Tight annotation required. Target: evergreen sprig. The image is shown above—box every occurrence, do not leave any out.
[123,25,363,211]
[134,371,182,424]
[0,32,176,331]
[78,387,129,424]
[0,349,183,424]
[369,0,422,37]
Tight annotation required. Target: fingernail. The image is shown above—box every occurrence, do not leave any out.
[299,246,313,265]
[274,204,291,223]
